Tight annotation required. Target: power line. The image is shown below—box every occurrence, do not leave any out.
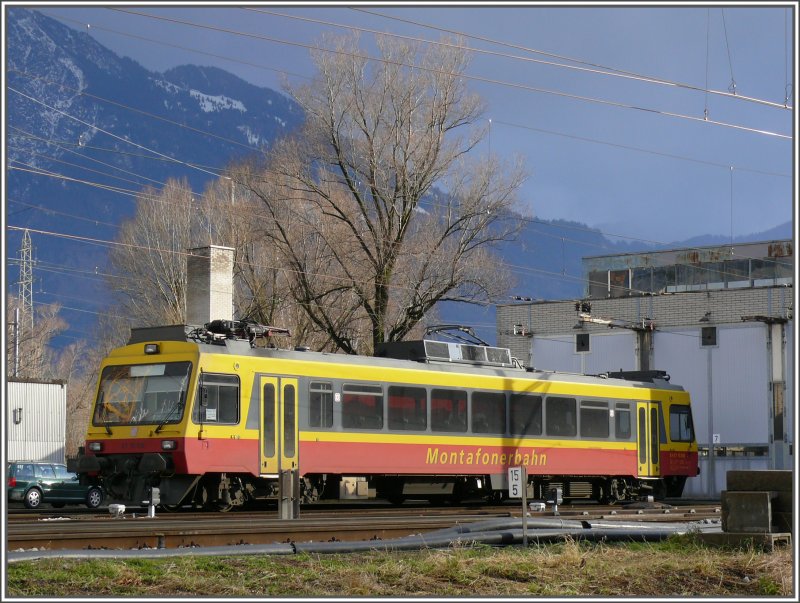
[8,86,225,178]
[44,11,311,82]
[255,6,790,111]
[490,119,791,179]
[9,68,264,154]
[11,130,790,279]
[103,7,792,140]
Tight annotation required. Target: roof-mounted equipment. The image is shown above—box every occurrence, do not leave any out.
[189,318,290,347]
[375,325,515,368]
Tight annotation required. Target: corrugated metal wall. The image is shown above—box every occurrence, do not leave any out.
[7,381,66,464]
[531,332,636,374]
[584,333,636,374]
[654,329,710,441]
[531,336,579,372]
[712,325,769,444]
[786,322,794,447]
[655,326,769,444]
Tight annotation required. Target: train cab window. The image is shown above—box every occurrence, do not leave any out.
[388,386,427,431]
[309,382,334,428]
[579,401,609,438]
[471,392,506,434]
[614,403,632,439]
[194,374,240,424]
[546,397,577,437]
[431,389,468,433]
[669,404,695,442]
[342,384,384,430]
[509,394,542,436]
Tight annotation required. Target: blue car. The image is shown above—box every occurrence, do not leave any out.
[7,461,104,509]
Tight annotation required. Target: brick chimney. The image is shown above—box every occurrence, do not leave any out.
[186,245,234,326]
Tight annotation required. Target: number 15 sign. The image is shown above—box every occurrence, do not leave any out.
[508,466,524,498]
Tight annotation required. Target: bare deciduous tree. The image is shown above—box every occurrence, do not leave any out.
[246,33,526,353]
[6,294,68,379]
[107,178,201,327]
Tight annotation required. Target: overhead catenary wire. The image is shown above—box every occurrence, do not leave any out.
[7,72,790,260]
[8,11,791,310]
[100,7,792,140]
[255,6,790,111]
[8,86,225,179]
[8,220,791,318]
[10,147,791,289]
[12,156,791,285]
[43,10,312,83]
[10,65,790,181]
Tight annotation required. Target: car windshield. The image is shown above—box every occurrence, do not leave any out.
[92,361,192,427]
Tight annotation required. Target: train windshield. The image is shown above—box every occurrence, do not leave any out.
[92,362,192,427]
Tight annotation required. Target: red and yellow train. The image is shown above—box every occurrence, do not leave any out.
[72,323,698,510]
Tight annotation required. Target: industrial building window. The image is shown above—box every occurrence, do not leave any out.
[194,374,239,424]
[431,389,467,432]
[575,333,590,353]
[669,405,695,442]
[614,403,632,439]
[309,381,333,428]
[342,384,384,429]
[471,392,506,434]
[609,269,631,297]
[509,394,542,436]
[388,386,427,431]
[580,401,609,438]
[701,326,717,347]
[546,396,577,437]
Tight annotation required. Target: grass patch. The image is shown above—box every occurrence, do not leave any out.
[7,538,793,598]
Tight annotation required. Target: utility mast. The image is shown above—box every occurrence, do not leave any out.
[18,228,34,332]
[575,301,656,371]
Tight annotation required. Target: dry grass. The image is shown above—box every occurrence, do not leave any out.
[6,536,794,598]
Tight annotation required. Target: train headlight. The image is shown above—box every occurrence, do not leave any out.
[144,343,160,355]
[161,440,177,451]
[88,442,103,452]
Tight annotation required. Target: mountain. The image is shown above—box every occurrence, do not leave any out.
[5,9,792,348]
[6,8,303,339]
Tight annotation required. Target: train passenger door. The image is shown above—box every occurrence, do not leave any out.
[636,401,661,477]
[259,376,299,476]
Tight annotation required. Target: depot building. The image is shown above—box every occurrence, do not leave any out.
[496,240,794,498]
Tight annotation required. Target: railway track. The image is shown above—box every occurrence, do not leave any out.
[7,501,721,552]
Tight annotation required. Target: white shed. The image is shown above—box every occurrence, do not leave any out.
[6,379,67,464]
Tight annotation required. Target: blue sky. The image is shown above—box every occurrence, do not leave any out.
[34,2,795,245]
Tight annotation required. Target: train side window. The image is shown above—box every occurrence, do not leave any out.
[471,392,506,434]
[431,389,467,432]
[614,403,632,439]
[284,384,296,457]
[194,374,240,424]
[342,384,384,430]
[309,382,334,428]
[546,396,577,437]
[509,394,542,436]
[579,401,609,438]
[669,404,695,442]
[388,386,427,431]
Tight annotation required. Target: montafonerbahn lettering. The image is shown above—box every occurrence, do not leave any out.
[425,447,547,467]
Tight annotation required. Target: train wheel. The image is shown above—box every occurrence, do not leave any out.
[215,501,234,512]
